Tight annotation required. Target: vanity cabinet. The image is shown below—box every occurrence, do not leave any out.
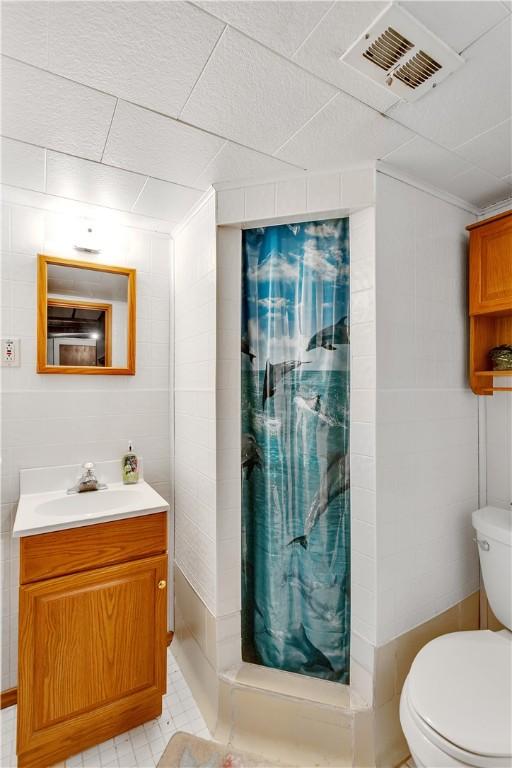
[17,512,168,768]
[467,210,512,395]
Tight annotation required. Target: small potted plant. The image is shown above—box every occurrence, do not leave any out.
[489,345,512,371]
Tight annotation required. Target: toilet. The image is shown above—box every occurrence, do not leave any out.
[400,506,512,767]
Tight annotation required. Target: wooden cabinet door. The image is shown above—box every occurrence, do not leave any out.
[18,554,167,768]
[469,214,512,314]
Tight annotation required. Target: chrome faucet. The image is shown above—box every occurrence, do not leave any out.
[67,462,107,494]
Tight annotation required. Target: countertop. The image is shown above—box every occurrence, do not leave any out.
[13,480,169,538]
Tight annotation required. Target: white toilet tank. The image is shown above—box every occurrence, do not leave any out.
[472,506,512,630]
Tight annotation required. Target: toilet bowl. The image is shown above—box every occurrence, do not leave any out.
[400,630,512,767]
[400,506,512,768]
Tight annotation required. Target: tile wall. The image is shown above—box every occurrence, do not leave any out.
[478,201,512,513]
[485,385,511,509]
[348,206,377,705]
[0,190,172,691]
[374,173,480,645]
[173,192,218,614]
[216,168,375,225]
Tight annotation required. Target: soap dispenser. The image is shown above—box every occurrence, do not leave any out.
[122,442,139,484]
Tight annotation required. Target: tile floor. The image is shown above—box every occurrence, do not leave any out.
[0,649,210,768]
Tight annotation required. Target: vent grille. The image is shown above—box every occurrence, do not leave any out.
[394,50,442,89]
[363,27,413,71]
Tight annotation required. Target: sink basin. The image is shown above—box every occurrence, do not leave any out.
[35,487,145,518]
[13,479,169,538]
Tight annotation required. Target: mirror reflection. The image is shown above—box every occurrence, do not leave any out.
[46,264,128,368]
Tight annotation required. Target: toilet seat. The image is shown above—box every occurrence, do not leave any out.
[402,631,512,768]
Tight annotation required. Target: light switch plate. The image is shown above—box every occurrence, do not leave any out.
[1,338,20,366]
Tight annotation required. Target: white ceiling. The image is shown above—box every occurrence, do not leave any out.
[1,0,511,225]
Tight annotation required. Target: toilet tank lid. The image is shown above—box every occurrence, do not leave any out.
[472,506,512,545]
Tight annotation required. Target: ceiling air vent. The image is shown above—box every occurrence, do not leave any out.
[363,27,413,71]
[341,5,463,102]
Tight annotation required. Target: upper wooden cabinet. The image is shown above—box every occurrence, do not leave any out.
[467,210,512,395]
[468,211,512,315]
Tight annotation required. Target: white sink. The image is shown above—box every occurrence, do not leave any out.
[35,486,146,518]
[14,478,169,538]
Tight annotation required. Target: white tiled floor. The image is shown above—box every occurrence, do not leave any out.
[0,649,210,768]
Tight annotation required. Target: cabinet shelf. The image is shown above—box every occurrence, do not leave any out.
[474,370,512,377]
[467,210,512,396]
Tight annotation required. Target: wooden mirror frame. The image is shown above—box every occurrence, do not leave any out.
[37,254,136,375]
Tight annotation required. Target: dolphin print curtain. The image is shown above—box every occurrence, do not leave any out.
[241,218,350,683]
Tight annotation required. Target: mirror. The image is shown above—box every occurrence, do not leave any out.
[37,255,136,374]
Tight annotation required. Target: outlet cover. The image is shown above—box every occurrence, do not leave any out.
[1,338,20,366]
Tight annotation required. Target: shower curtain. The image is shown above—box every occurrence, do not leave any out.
[241,218,350,683]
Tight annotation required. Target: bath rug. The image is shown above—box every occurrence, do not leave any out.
[157,732,279,768]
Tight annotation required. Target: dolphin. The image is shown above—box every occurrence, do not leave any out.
[241,335,255,364]
[241,433,263,477]
[253,608,336,678]
[294,393,322,414]
[289,451,349,549]
[262,359,310,408]
[306,315,349,352]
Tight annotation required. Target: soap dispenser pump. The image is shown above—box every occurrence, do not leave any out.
[122,441,139,484]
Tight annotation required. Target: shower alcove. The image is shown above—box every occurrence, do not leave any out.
[172,172,378,767]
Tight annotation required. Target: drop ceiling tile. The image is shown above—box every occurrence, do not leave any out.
[194,141,304,188]
[1,57,116,160]
[276,91,413,170]
[403,1,509,53]
[195,1,332,57]
[442,167,512,207]
[454,119,512,179]
[47,1,225,117]
[180,27,337,154]
[46,152,147,210]
[132,179,203,222]
[382,136,473,190]
[292,1,399,113]
[1,1,48,68]
[102,101,225,187]
[388,16,512,149]
[1,138,45,192]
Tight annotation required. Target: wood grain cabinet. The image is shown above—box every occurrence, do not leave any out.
[467,210,512,395]
[17,512,168,768]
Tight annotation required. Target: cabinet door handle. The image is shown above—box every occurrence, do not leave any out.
[158,580,167,590]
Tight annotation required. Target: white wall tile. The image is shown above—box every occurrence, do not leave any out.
[244,183,276,221]
[2,193,172,687]
[174,194,218,615]
[485,393,512,509]
[374,172,479,645]
[306,173,342,213]
[276,178,307,217]
[216,189,245,225]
